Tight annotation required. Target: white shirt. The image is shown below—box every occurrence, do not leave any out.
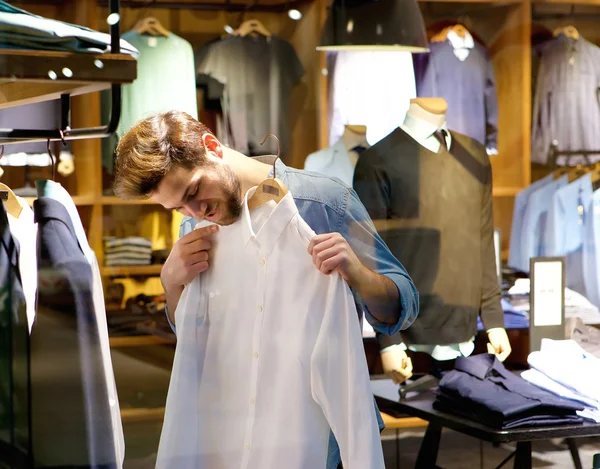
[7,196,37,331]
[447,29,474,62]
[329,51,416,147]
[528,339,600,405]
[157,188,384,469]
[37,181,125,466]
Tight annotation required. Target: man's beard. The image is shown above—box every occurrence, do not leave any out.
[216,164,243,226]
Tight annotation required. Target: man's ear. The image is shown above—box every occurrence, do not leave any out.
[202,133,224,159]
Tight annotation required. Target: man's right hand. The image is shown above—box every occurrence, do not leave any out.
[161,224,219,324]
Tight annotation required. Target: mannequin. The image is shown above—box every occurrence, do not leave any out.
[359,98,511,383]
[304,124,369,186]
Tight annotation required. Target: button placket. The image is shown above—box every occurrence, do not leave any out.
[240,248,267,469]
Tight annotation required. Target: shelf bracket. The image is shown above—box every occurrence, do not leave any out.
[0,0,123,146]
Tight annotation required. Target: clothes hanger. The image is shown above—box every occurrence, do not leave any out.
[567,164,589,182]
[0,146,23,218]
[234,19,271,38]
[247,134,288,211]
[553,25,579,41]
[133,16,170,37]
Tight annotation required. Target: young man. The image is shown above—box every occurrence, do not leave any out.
[113,111,419,468]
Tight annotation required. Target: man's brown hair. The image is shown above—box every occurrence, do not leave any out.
[113,111,213,199]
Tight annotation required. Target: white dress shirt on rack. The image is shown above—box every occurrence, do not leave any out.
[7,196,37,331]
[36,180,125,467]
[156,188,384,469]
[329,51,416,147]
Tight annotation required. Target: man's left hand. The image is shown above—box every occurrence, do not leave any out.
[487,328,512,362]
[308,232,364,287]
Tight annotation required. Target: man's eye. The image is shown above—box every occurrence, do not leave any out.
[188,187,198,199]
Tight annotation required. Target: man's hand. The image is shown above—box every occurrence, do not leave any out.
[381,347,413,384]
[487,328,512,362]
[307,232,365,287]
[161,224,219,322]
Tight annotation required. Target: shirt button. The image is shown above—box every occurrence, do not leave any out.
[260,259,266,266]
[250,397,256,404]
[253,352,259,359]
[245,444,251,450]
[257,305,263,312]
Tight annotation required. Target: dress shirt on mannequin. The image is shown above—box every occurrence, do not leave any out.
[304,125,369,186]
[355,98,510,383]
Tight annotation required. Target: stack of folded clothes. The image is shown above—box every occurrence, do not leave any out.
[434,354,584,429]
[0,0,138,55]
[523,339,600,422]
[104,236,153,266]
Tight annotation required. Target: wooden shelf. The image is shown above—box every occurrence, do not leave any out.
[101,196,158,205]
[23,194,97,206]
[101,264,163,277]
[121,407,165,423]
[0,50,136,109]
[109,335,174,347]
[492,186,523,197]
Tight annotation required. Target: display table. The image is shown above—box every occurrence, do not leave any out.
[372,378,600,469]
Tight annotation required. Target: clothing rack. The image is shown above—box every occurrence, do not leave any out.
[549,142,600,168]
[533,4,600,21]
[0,0,126,145]
[98,0,309,13]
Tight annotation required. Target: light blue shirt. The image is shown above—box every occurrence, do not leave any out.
[508,173,554,271]
[545,174,593,257]
[170,156,419,469]
[583,190,600,308]
[517,175,568,272]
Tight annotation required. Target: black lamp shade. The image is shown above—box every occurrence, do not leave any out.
[318,0,429,52]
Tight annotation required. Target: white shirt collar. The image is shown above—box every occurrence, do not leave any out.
[241,187,298,255]
[447,29,474,50]
[400,113,452,152]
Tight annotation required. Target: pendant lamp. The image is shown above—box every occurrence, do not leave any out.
[317,0,429,52]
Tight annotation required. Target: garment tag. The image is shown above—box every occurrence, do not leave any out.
[148,37,158,47]
[529,257,565,352]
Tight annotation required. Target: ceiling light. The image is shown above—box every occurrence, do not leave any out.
[288,9,302,20]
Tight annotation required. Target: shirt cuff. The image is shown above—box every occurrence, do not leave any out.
[486,327,505,334]
[165,305,176,334]
[364,272,419,336]
[380,343,408,354]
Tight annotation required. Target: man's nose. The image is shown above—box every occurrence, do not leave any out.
[187,201,207,219]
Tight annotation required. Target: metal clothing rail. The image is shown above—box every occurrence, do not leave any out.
[98,0,309,13]
[0,0,123,145]
[549,142,600,167]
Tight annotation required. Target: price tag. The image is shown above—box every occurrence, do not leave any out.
[529,257,565,352]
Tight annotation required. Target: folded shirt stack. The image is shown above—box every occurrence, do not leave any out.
[434,353,584,429]
[104,236,153,266]
[523,339,600,423]
[0,0,138,55]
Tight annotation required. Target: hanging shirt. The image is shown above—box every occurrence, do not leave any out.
[414,39,498,151]
[101,30,197,172]
[195,35,304,159]
[583,190,600,309]
[508,174,554,270]
[353,128,503,347]
[36,180,125,467]
[157,189,385,469]
[7,196,37,331]
[517,175,569,272]
[328,51,416,146]
[532,35,600,165]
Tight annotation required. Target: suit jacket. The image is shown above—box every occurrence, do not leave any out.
[33,197,116,469]
[0,202,31,467]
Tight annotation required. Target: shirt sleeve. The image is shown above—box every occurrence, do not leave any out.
[310,275,385,469]
[341,187,419,336]
[483,49,498,151]
[479,164,504,330]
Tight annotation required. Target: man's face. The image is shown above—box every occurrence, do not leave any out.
[151,161,243,226]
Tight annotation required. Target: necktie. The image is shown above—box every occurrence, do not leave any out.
[350,145,368,154]
[433,129,448,151]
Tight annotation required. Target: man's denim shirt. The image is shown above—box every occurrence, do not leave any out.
[167,157,420,468]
